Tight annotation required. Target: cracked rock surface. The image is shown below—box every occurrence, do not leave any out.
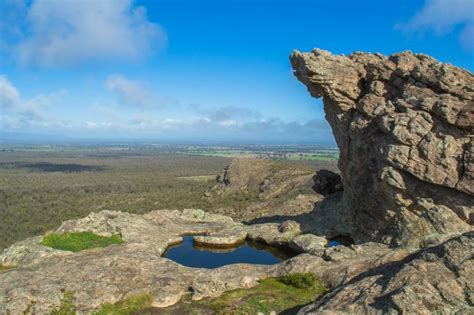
[0,208,418,314]
[299,231,474,314]
[0,209,269,314]
[291,48,474,315]
[1,209,365,314]
[291,49,473,248]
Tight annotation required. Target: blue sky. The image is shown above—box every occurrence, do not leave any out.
[1,0,473,144]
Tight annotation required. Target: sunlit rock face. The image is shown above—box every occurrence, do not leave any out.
[291,49,473,247]
[299,231,474,314]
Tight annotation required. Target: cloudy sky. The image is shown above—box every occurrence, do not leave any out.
[1,0,473,144]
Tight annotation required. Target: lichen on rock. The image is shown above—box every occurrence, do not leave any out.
[291,48,473,248]
[291,48,474,315]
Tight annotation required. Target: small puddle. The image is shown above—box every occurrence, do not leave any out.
[163,236,296,268]
[326,235,355,247]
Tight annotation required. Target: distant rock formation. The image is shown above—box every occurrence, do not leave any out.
[206,158,327,221]
[291,49,473,247]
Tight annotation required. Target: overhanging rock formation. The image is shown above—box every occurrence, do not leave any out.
[291,49,473,247]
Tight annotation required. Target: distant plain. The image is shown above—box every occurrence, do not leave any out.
[0,144,338,250]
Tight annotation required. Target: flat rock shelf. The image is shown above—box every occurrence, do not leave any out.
[163,236,296,268]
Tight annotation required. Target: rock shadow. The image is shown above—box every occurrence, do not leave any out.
[0,162,106,173]
[244,191,350,239]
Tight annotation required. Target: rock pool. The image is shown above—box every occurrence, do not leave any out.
[164,236,295,268]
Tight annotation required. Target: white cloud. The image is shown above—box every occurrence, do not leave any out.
[218,120,239,127]
[0,75,67,129]
[92,105,120,119]
[75,114,333,142]
[0,75,21,109]
[398,0,474,50]
[106,74,156,108]
[1,76,333,142]
[6,0,165,66]
[189,104,262,122]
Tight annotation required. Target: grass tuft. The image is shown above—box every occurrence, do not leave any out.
[51,291,76,315]
[278,272,319,289]
[0,264,15,272]
[158,276,327,314]
[94,293,154,315]
[41,231,123,252]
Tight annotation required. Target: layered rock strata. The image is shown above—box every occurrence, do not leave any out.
[300,231,474,314]
[291,49,473,247]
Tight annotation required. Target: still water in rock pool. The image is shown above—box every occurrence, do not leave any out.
[326,235,355,248]
[163,236,296,268]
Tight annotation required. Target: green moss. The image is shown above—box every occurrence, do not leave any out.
[94,293,154,315]
[209,277,325,313]
[41,232,124,252]
[51,292,76,315]
[279,272,319,289]
[0,264,15,272]
[159,276,327,314]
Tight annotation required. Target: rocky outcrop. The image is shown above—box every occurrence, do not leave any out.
[0,208,363,314]
[2,49,472,314]
[206,158,326,221]
[0,209,274,314]
[0,207,419,314]
[4,207,469,314]
[299,231,474,314]
[291,49,473,248]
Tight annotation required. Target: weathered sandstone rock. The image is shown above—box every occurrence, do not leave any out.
[246,222,302,247]
[299,231,474,314]
[291,49,473,247]
[289,234,327,255]
[193,226,247,248]
[1,209,363,314]
[0,210,266,314]
[0,208,432,314]
[278,220,302,233]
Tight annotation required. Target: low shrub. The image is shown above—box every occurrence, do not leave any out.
[41,232,123,252]
[94,293,154,315]
[278,272,319,289]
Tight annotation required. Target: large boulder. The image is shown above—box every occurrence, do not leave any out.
[312,169,342,195]
[291,49,473,247]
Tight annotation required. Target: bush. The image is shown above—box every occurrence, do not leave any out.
[278,272,319,289]
[41,232,123,252]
